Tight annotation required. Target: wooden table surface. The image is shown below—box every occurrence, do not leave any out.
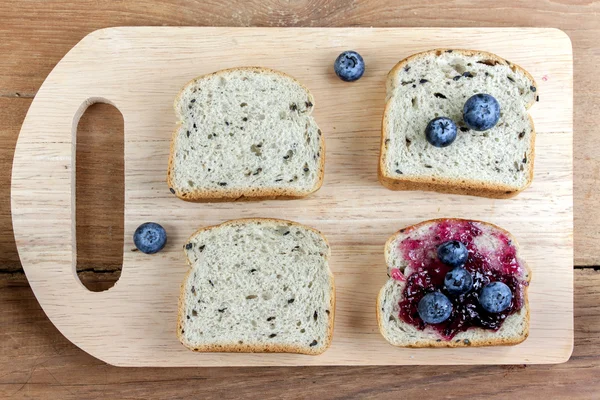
[0,1,598,398]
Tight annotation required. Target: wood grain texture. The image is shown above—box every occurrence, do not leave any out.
[11,27,573,366]
[0,269,597,399]
[74,103,124,291]
[0,1,598,266]
[0,99,27,271]
[0,100,125,280]
[0,0,597,397]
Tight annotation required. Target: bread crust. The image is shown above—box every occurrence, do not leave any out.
[167,67,325,202]
[376,218,531,348]
[176,218,335,355]
[379,49,537,199]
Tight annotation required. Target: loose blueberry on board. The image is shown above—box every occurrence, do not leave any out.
[334,51,365,82]
[437,240,469,268]
[444,267,474,295]
[463,93,501,131]
[425,117,457,147]
[417,292,453,324]
[479,281,513,313]
[133,222,167,254]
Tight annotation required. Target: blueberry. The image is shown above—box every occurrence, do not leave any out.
[425,117,457,147]
[417,292,453,324]
[463,94,500,131]
[133,222,167,254]
[437,241,468,268]
[334,51,365,82]
[479,282,512,313]
[444,267,473,295]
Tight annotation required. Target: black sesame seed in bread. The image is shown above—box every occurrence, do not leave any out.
[177,218,335,355]
[380,49,537,198]
[167,67,325,202]
[377,218,531,348]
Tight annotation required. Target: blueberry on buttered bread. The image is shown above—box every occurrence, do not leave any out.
[168,67,325,201]
[377,219,531,348]
[380,49,538,198]
[177,219,335,355]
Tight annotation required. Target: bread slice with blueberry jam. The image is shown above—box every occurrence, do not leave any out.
[177,218,335,355]
[380,49,538,198]
[168,67,325,201]
[377,218,531,348]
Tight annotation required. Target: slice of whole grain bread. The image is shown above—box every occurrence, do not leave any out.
[168,67,325,202]
[377,218,531,348]
[177,218,335,355]
[380,49,537,198]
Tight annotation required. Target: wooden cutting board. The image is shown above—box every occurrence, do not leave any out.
[11,27,573,366]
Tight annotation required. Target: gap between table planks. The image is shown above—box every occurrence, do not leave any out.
[11,27,573,366]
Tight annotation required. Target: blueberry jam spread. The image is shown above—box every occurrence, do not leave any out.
[392,220,527,340]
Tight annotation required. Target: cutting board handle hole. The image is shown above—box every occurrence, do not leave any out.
[75,102,124,292]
